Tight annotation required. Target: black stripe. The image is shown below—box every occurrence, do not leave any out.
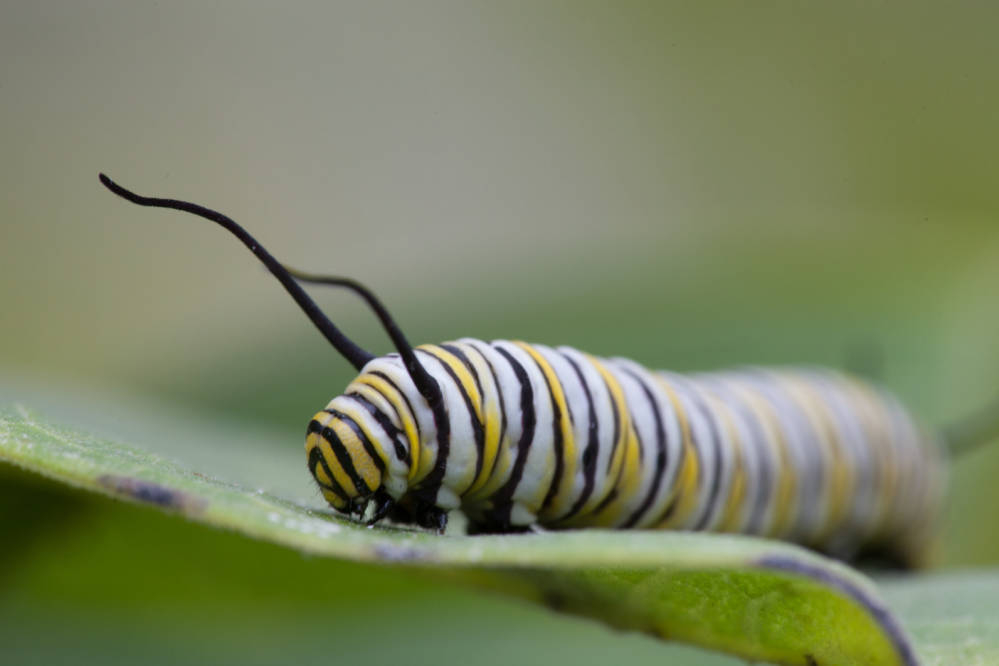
[442,344,484,400]
[326,408,386,474]
[320,419,373,495]
[647,378,698,527]
[521,348,566,512]
[621,367,669,528]
[779,382,827,528]
[687,388,725,531]
[753,378,813,532]
[755,379,804,500]
[429,347,486,482]
[370,370,423,446]
[652,493,678,524]
[562,351,600,520]
[462,341,509,486]
[587,365,630,519]
[411,349,451,504]
[489,345,536,523]
[592,485,619,514]
[720,385,772,534]
[345,392,410,465]
[308,439,350,502]
[604,372,622,474]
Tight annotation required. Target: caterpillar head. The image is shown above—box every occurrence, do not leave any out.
[98,174,441,525]
[305,405,400,523]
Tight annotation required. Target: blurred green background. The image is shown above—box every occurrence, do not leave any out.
[3,2,999,664]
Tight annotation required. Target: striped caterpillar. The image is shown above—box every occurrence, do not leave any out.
[312,341,943,564]
[103,173,990,566]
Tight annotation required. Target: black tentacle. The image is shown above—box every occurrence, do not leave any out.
[99,173,374,371]
[281,265,444,410]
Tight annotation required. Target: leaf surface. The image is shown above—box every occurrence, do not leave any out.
[0,403,959,666]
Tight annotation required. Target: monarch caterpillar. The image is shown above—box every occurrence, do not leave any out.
[100,173,994,566]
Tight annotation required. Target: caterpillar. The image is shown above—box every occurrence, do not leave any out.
[101,173,994,566]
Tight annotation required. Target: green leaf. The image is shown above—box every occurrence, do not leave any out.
[0,403,940,665]
[879,571,999,665]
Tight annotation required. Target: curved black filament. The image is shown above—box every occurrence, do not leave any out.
[282,265,443,409]
[98,173,375,371]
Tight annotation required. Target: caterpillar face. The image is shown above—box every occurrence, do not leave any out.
[306,409,385,514]
[305,354,426,523]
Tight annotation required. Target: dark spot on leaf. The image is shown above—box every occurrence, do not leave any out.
[805,654,818,666]
[640,626,668,641]
[541,588,568,612]
[97,475,206,514]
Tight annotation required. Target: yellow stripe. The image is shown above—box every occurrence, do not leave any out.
[782,375,852,541]
[337,401,391,484]
[652,375,700,529]
[308,441,335,488]
[842,376,898,535]
[726,384,796,538]
[421,344,486,494]
[347,382,408,462]
[453,342,504,498]
[588,425,642,527]
[354,373,423,481]
[330,419,382,492]
[516,342,578,519]
[721,461,747,531]
[708,396,746,532]
[578,354,631,517]
[311,412,358,497]
[320,488,348,510]
[422,345,484,424]
[616,425,645,516]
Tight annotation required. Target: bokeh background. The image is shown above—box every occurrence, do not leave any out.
[2,2,999,664]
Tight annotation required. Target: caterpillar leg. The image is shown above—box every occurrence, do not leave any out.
[365,488,396,526]
[416,503,448,533]
[463,500,539,534]
[465,521,532,536]
[383,495,448,533]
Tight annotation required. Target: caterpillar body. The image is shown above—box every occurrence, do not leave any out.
[310,341,942,564]
[102,173,983,566]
